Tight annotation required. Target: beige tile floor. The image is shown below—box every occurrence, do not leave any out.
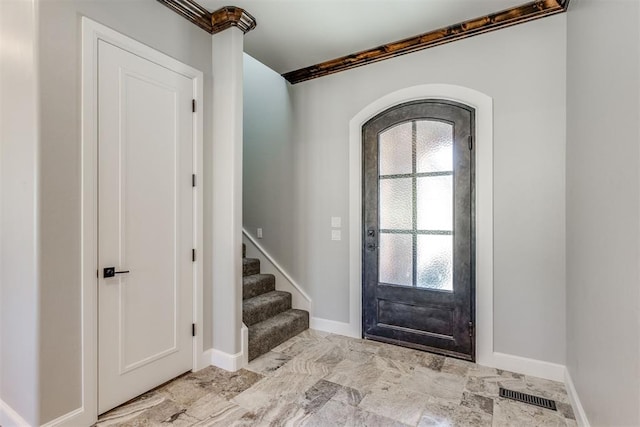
[97,329,576,426]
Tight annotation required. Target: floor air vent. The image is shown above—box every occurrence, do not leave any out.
[499,387,557,411]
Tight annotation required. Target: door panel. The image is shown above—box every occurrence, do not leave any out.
[363,100,475,360]
[98,40,194,413]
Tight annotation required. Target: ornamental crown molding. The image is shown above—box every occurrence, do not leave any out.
[157,1,256,34]
[211,6,257,34]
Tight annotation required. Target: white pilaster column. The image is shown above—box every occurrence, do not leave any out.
[210,25,246,369]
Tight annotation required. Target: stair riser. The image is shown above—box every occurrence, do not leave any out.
[243,275,276,300]
[243,259,260,277]
[248,310,309,361]
[243,293,292,326]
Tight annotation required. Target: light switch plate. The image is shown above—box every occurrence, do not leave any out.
[331,216,341,228]
[331,230,341,241]
[257,228,263,238]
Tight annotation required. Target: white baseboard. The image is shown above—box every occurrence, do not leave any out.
[39,407,85,427]
[487,352,566,382]
[208,348,244,372]
[0,399,31,427]
[310,317,359,338]
[564,368,590,427]
[207,325,248,372]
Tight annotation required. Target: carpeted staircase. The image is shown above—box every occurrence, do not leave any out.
[243,243,309,361]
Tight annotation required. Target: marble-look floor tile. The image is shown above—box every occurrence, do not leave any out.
[188,367,263,400]
[464,366,525,399]
[96,392,167,426]
[449,405,493,427]
[158,375,209,407]
[460,391,494,415]
[185,391,247,422]
[332,384,365,407]
[323,357,384,394]
[246,351,292,376]
[371,354,422,375]
[521,376,571,404]
[492,397,568,427]
[467,364,524,380]
[325,333,383,355]
[304,398,409,427]
[271,329,331,357]
[380,364,466,402]
[416,396,459,426]
[232,371,323,412]
[277,341,350,375]
[235,400,310,426]
[99,330,574,427]
[377,344,445,371]
[418,404,492,427]
[113,399,185,427]
[358,380,430,425]
[158,409,201,427]
[556,401,576,420]
[441,357,475,377]
[297,379,341,413]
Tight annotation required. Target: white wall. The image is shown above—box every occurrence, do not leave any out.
[243,54,297,267]
[33,0,213,424]
[244,15,567,365]
[0,0,40,425]
[566,0,640,425]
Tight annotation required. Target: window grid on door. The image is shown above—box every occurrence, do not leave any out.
[378,119,454,291]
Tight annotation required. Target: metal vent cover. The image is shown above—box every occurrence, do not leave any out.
[499,387,557,411]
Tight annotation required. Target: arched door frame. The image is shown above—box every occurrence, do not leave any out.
[347,84,494,367]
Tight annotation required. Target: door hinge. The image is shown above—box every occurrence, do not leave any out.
[192,99,196,113]
[469,321,474,337]
[192,174,196,187]
[192,249,196,262]
[192,323,196,337]
[468,135,473,151]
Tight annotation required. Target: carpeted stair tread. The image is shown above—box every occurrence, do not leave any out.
[243,291,292,326]
[243,258,260,277]
[248,309,309,361]
[243,274,276,300]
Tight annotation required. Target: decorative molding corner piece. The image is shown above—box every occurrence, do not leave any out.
[283,0,569,84]
[156,0,213,33]
[211,6,257,34]
[157,1,257,35]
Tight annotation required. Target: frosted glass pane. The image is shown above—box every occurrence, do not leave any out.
[417,120,453,173]
[380,178,412,230]
[417,176,453,231]
[379,122,412,176]
[417,235,453,291]
[379,233,413,287]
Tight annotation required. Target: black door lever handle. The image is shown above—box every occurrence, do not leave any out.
[104,267,130,278]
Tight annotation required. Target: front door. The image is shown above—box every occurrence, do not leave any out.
[98,40,194,413]
[363,100,475,360]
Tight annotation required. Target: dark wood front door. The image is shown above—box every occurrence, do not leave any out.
[362,100,475,360]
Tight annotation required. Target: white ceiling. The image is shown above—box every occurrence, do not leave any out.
[201,0,527,74]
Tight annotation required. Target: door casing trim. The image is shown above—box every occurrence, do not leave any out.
[348,84,493,366]
[75,17,205,427]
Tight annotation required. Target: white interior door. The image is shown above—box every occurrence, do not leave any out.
[97,40,194,414]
